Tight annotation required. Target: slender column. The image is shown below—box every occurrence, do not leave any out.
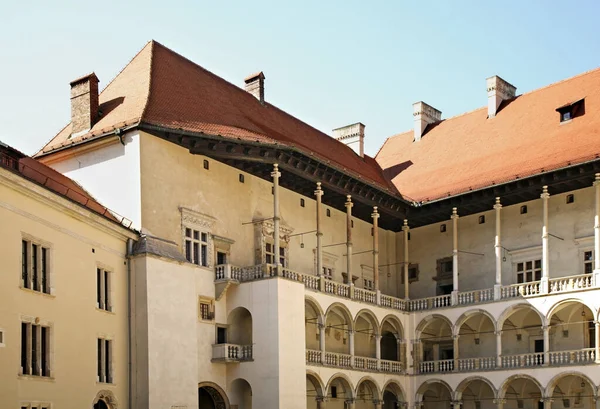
[595,321,600,363]
[494,197,503,300]
[319,323,326,364]
[541,186,550,293]
[405,339,414,374]
[345,399,355,409]
[542,398,554,409]
[543,325,549,366]
[375,333,381,370]
[495,330,502,368]
[316,397,327,409]
[372,207,380,303]
[594,174,600,285]
[349,330,355,367]
[345,195,353,282]
[451,207,459,305]
[374,400,383,409]
[493,399,506,409]
[403,220,410,299]
[271,164,281,274]
[453,334,459,372]
[315,183,324,291]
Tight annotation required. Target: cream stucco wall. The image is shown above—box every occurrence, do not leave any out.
[0,167,134,409]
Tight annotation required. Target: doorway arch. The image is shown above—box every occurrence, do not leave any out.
[199,381,230,409]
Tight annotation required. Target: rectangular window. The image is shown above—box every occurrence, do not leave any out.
[322,267,333,280]
[21,322,50,377]
[265,242,286,266]
[217,327,227,344]
[97,338,112,383]
[21,239,50,294]
[584,251,594,274]
[516,259,542,283]
[185,228,208,266]
[363,278,374,290]
[97,268,112,311]
[199,299,214,321]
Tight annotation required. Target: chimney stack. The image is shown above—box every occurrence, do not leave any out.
[413,101,441,141]
[244,72,265,104]
[333,122,365,157]
[70,73,99,137]
[487,75,516,118]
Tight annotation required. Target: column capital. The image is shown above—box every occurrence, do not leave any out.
[542,325,549,331]
[493,399,507,405]
[494,329,502,336]
[594,173,600,186]
[316,396,328,403]
[453,334,460,340]
[345,195,353,208]
[402,219,410,231]
[540,185,550,199]
[493,197,502,210]
[314,182,324,197]
[371,206,379,219]
[271,163,281,178]
[451,207,459,219]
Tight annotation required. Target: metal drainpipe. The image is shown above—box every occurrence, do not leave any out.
[126,238,134,409]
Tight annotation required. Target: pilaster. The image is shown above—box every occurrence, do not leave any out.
[403,219,410,300]
[541,186,550,293]
[494,197,503,300]
[271,164,281,275]
[451,207,459,305]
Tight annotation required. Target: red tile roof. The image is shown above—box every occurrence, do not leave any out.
[37,41,396,194]
[376,68,600,202]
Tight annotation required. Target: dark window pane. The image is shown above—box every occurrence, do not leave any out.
[585,263,593,274]
[535,271,542,281]
[22,241,28,288]
[526,261,532,270]
[105,340,110,383]
[517,273,524,284]
[21,323,27,374]
[201,244,207,266]
[517,263,523,272]
[201,232,207,242]
[32,244,38,291]
[534,260,541,269]
[104,270,109,310]
[31,325,37,375]
[584,251,593,261]
[41,248,48,293]
[193,243,199,265]
[526,272,532,282]
[185,228,191,238]
[266,243,272,252]
[97,269,102,305]
[41,327,48,376]
[97,338,102,380]
[193,230,199,240]
[185,240,192,262]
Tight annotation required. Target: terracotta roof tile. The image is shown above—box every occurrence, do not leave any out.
[376,68,600,202]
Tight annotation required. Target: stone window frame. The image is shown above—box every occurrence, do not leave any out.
[314,249,338,279]
[213,235,235,266]
[254,219,293,266]
[360,264,374,289]
[19,315,53,379]
[574,236,594,275]
[198,296,215,322]
[509,245,542,284]
[19,402,52,409]
[180,207,216,269]
[401,263,420,284]
[97,333,115,384]
[0,328,4,347]
[96,263,114,313]
[21,233,54,296]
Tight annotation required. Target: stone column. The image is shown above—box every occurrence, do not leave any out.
[345,399,355,409]
[495,330,502,368]
[594,174,600,285]
[375,333,381,370]
[349,330,355,367]
[403,219,410,299]
[316,397,327,409]
[541,185,550,293]
[451,207,459,305]
[271,164,282,275]
[542,398,554,409]
[493,399,506,409]
[372,207,380,304]
[595,321,600,363]
[494,197,503,300]
[374,400,383,409]
[543,325,550,366]
[319,323,326,364]
[453,334,459,371]
[345,195,353,284]
[315,182,324,291]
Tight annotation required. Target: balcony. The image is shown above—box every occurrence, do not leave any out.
[306,349,404,374]
[212,343,253,363]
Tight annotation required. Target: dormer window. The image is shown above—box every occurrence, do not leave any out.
[556,98,585,123]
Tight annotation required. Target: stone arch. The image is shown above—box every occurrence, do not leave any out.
[382,379,407,403]
[454,309,498,336]
[305,296,325,323]
[229,378,252,409]
[497,303,545,330]
[198,381,230,409]
[354,309,380,335]
[325,302,354,332]
[380,314,404,339]
[326,373,355,400]
[356,376,382,402]
[498,374,544,400]
[354,309,379,358]
[455,376,498,400]
[546,298,596,323]
[416,379,454,403]
[227,307,253,345]
[306,297,325,351]
[545,371,598,399]
[325,303,354,354]
[93,390,118,409]
[306,370,326,398]
[416,314,454,339]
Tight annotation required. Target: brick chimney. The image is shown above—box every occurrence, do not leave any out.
[333,122,365,157]
[70,73,99,137]
[487,75,516,118]
[244,72,265,104]
[413,101,441,141]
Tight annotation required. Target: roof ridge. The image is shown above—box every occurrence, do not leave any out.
[99,40,153,95]
[518,65,600,98]
[139,40,156,121]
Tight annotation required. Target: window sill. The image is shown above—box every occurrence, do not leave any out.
[18,375,55,382]
[97,381,116,386]
[19,287,55,298]
[95,307,116,315]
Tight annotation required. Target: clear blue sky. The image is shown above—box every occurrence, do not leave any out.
[1,0,599,156]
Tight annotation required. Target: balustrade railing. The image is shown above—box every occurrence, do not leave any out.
[501,352,544,368]
[324,280,350,298]
[308,350,403,373]
[306,349,321,364]
[408,294,451,311]
[380,294,407,310]
[549,274,593,293]
[501,281,542,299]
[549,348,596,365]
[418,359,454,373]
[324,352,352,368]
[380,359,403,373]
[302,274,320,290]
[212,343,253,362]
[353,356,378,371]
[457,356,496,371]
[354,288,377,305]
[458,288,494,305]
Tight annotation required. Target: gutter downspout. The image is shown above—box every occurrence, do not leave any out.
[126,238,134,409]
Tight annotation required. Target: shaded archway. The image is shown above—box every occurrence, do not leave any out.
[326,374,354,408]
[499,304,544,365]
[354,309,379,358]
[306,297,324,351]
[456,310,497,369]
[380,315,404,362]
[416,379,453,409]
[416,315,454,372]
[456,377,497,409]
[94,400,109,409]
[383,380,406,409]
[355,377,381,409]
[93,390,118,409]
[230,378,252,409]
[228,307,253,345]
[325,303,353,354]
[546,372,597,409]
[546,300,596,359]
[499,375,543,409]
[199,382,230,409]
[306,371,326,409]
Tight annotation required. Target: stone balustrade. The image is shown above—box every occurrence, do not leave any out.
[457,356,496,371]
[307,349,404,374]
[212,343,253,362]
[549,348,596,365]
[501,352,544,368]
[324,351,352,368]
[214,264,598,313]
[418,359,454,374]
